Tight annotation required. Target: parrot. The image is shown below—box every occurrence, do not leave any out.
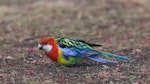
[38,36,133,65]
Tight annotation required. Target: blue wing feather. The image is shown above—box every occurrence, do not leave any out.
[59,46,79,56]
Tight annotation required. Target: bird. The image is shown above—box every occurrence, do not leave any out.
[38,36,133,66]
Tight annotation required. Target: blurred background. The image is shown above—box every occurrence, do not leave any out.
[0,0,150,83]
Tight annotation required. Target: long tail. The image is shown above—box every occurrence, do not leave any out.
[100,51,133,61]
[87,55,118,63]
[80,49,133,63]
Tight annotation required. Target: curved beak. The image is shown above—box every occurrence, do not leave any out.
[38,44,43,50]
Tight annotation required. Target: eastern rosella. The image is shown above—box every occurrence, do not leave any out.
[38,37,133,65]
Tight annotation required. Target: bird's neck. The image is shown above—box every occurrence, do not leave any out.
[46,38,59,62]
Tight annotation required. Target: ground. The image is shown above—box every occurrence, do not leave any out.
[0,0,150,84]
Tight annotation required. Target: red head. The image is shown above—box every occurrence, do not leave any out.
[38,37,56,52]
[38,37,59,61]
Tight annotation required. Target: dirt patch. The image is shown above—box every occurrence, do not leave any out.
[0,0,150,83]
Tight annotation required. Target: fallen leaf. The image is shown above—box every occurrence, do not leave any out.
[99,71,110,77]
[26,48,37,53]
[139,40,150,44]
[102,65,110,69]
[6,56,13,59]
[132,48,141,54]
[58,74,66,83]
[140,68,148,72]
[128,75,136,82]
[132,1,140,6]
[133,82,140,84]
[7,25,14,32]
[29,70,35,75]
[104,37,111,44]
[0,74,4,77]
[139,23,150,29]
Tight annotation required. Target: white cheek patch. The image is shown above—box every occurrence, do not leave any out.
[43,45,52,52]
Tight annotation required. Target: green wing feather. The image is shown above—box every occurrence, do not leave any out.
[55,37,92,49]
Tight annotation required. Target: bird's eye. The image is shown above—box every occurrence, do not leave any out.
[43,42,48,45]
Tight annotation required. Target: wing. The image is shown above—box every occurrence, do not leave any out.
[55,37,103,60]
[55,37,93,60]
[55,37,92,49]
[77,39,102,47]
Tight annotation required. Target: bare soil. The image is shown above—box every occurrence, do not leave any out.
[0,0,150,84]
